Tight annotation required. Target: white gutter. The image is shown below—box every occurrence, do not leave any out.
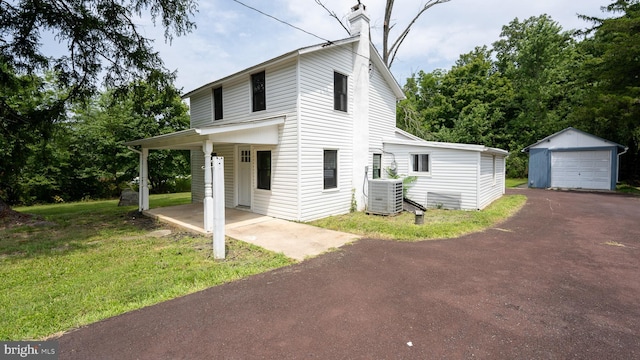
[617,147,629,183]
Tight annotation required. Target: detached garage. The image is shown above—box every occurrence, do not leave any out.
[523,127,627,190]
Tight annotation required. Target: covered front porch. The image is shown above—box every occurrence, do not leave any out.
[143,203,359,261]
[124,116,285,259]
[125,116,285,218]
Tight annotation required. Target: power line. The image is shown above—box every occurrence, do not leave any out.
[230,0,375,63]
[231,0,332,44]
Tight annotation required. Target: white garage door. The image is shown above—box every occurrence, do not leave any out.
[551,150,611,190]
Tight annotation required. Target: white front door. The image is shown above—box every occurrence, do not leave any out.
[238,146,251,207]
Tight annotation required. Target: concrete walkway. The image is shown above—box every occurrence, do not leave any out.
[144,204,360,260]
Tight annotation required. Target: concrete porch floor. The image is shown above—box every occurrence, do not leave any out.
[143,204,360,261]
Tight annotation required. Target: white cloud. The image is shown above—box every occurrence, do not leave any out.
[39,0,613,92]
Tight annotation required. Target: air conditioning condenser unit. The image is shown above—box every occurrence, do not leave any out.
[367,179,403,216]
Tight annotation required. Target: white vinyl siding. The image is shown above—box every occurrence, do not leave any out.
[191,150,204,203]
[478,153,505,209]
[237,60,299,220]
[366,61,398,183]
[368,62,397,151]
[384,143,480,210]
[187,58,300,220]
[297,46,354,221]
[252,60,299,220]
[190,91,213,127]
[190,145,235,208]
[217,145,236,208]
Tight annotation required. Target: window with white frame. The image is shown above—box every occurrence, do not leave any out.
[372,153,382,179]
[324,150,338,189]
[334,72,348,112]
[410,153,430,174]
[256,150,271,190]
[252,71,266,112]
[213,86,223,120]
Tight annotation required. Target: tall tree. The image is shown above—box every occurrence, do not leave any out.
[68,81,191,199]
[0,70,67,203]
[0,0,196,206]
[572,0,640,180]
[315,0,452,67]
[492,15,581,149]
[15,80,191,204]
[399,15,583,177]
[398,47,514,148]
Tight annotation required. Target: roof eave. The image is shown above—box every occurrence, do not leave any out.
[522,127,627,153]
[384,138,508,155]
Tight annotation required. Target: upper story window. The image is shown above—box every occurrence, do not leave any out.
[410,154,430,174]
[252,71,266,112]
[334,72,348,112]
[213,86,223,120]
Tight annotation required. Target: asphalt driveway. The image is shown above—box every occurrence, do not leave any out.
[58,189,640,359]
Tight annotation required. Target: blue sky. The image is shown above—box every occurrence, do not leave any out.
[136,0,610,93]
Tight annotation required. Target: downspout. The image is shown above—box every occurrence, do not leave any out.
[617,147,629,183]
[476,152,481,210]
[296,52,302,221]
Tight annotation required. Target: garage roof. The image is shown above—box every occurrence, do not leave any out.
[522,127,627,153]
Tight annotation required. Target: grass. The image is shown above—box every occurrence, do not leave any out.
[0,193,294,340]
[616,183,640,195]
[1,192,528,340]
[310,194,527,241]
[506,178,528,188]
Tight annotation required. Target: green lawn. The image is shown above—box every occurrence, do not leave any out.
[506,178,528,188]
[311,194,527,241]
[0,193,294,340]
[1,192,528,340]
[617,183,640,195]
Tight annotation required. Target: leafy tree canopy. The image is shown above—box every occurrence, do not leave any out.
[0,0,196,204]
[1,0,196,97]
[398,1,640,179]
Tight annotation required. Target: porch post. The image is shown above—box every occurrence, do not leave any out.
[212,156,226,259]
[203,140,214,233]
[140,148,149,211]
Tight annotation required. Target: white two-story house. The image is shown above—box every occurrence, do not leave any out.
[126,3,507,229]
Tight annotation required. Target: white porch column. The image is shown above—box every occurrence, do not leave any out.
[203,140,214,233]
[140,148,150,211]
[212,156,226,259]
